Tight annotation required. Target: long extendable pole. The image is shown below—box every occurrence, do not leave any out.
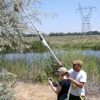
[20,5,59,62]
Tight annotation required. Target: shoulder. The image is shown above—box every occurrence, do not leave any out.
[59,79,70,86]
[79,70,87,82]
[79,70,87,81]
[80,70,87,76]
[68,68,73,73]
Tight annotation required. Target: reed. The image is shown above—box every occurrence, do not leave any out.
[1,50,100,83]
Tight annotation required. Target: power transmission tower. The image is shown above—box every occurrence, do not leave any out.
[76,4,96,34]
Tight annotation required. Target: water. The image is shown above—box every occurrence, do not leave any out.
[0,50,100,62]
[81,50,100,57]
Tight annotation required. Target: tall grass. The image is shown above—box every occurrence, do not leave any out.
[1,35,100,53]
[1,50,100,83]
[0,50,100,99]
[60,41,100,50]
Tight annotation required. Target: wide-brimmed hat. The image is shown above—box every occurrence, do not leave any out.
[72,60,83,67]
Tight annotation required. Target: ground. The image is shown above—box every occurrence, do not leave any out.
[14,82,100,100]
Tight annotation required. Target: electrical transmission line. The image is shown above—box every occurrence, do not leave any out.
[76,4,96,34]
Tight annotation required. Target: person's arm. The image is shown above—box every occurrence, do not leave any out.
[67,76,85,88]
[48,80,61,94]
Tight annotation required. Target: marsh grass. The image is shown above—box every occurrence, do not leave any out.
[1,35,100,53]
[1,50,100,83]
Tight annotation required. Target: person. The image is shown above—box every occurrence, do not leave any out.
[57,60,87,100]
[48,67,70,100]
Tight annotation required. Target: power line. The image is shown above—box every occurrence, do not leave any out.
[76,4,96,34]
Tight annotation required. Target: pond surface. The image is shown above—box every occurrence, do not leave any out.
[0,50,100,60]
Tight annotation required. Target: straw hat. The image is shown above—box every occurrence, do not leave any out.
[72,60,83,67]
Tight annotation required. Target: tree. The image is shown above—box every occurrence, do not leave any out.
[0,0,41,99]
[0,0,41,52]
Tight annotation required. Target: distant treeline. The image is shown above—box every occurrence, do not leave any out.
[1,31,100,37]
[49,31,100,36]
[22,31,100,37]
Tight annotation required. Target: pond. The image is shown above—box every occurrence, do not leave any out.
[0,50,100,62]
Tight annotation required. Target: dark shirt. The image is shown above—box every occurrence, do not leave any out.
[57,79,70,100]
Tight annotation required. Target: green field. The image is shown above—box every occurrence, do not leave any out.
[24,35,100,50]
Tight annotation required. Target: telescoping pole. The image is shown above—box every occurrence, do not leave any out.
[20,5,59,62]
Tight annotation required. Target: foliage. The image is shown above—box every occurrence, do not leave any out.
[0,69,17,100]
[30,40,49,52]
[0,0,41,53]
[93,42,100,50]
[0,50,100,84]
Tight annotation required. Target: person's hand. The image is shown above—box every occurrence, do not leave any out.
[67,76,74,82]
[48,79,53,86]
[57,61,62,67]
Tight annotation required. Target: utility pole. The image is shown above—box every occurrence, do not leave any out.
[76,4,96,34]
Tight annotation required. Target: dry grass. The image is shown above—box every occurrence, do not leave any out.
[24,35,100,44]
[14,82,99,100]
[14,82,56,100]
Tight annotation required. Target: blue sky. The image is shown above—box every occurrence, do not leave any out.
[35,0,100,34]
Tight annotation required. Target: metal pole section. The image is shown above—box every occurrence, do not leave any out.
[20,6,59,62]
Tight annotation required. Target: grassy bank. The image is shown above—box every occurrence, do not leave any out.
[1,35,100,53]
[1,50,100,83]
[24,35,100,50]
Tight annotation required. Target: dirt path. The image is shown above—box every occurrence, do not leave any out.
[14,82,99,100]
[14,82,56,100]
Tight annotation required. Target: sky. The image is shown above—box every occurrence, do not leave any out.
[35,0,100,34]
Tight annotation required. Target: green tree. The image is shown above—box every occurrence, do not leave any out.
[0,0,41,52]
[0,0,41,99]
